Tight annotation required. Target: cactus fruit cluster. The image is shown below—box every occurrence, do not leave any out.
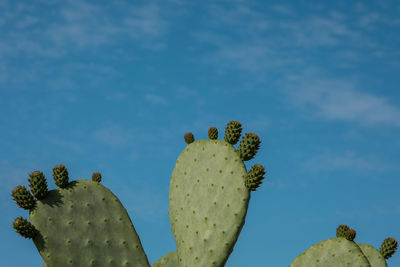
[290,224,398,267]
[11,120,397,266]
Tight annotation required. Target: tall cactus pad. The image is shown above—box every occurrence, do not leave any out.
[169,139,250,267]
[358,244,387,267]
[29,179,150,267]
[152,251,178,267]
[380,237,398,259]
[290,237,371,267]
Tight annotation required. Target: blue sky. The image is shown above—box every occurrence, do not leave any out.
[2,0,400,266]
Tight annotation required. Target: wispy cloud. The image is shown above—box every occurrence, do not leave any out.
[303,150,395,173]
[284,70,400,127]
[92,123,135,147]
[144,94,169,105]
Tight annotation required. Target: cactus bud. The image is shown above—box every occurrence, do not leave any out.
[13,217,36,239]
[336,224,350,238]
[345,229,356,241]
[245,164,266,191]
[224,120,242,145]
[208,127,218,140]
[53,164,69,188]
[184,132,194,144]
[92,172,102,183]
[28,171,48,200]
[237,133,261,161]
[380,237,398,259]
[11,185,35,210]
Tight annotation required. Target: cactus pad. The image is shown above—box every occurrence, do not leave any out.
[290,237,371,267]
[29,179,150,266]
[152,251,178,267]
[358,243,387,267]
[170,139,250,267]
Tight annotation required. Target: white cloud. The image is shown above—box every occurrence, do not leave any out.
[285,70,400,127]
[92,124,135,147]
[303,151,394,173]
[144,94,169,105]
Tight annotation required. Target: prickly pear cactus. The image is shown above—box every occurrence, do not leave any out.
[169,121,266,267]
[12,165,150,267]
[290,224,398,267]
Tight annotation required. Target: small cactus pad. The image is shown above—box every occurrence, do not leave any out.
[224,120,242,145]
[237,133,261,161]
[92,172,102,183]
[208,127,218,140]
[169,139,250,267]
[336,224,350,238]
[380,237,398,259]
[13,217,36,239]
[184,132,194,144]
[358,244,387,267]
[245,164,266,191]
[345,229,356,241]
[151,251,178,267]
[12,185,35,210]
[29,179,150,267]
[290,237,371,267]
[52,164,69,188]
[28,171,48,200]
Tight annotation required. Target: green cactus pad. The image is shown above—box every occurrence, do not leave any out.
[12,185,35,210]
[224,121,242,145]
[52,164,69,188]
[358,243,387,267]
[208,127,218,140]
[28,171,48,200]
[151,251,178,267]
[13,217,37,239]
[336,224,350,238]
[380,237,398,259]
[29,180,150,267]
[169,139,250,267]
[290,237,371,267]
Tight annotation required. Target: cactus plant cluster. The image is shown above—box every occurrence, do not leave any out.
[290,224,398,267]
[11,120,397,267]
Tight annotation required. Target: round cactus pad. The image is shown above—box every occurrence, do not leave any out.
[358,244,387,267]
[169,139,250,267]
[290,237,371,267]
[29,180,150,267]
